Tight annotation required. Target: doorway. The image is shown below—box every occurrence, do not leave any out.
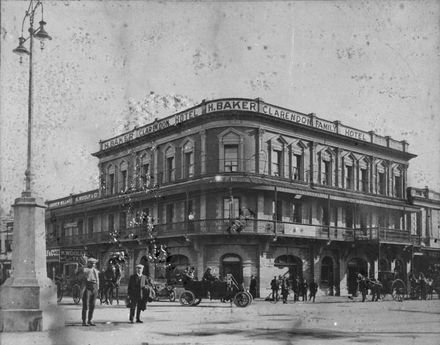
[220,254,242,285]
[347,258,367,295]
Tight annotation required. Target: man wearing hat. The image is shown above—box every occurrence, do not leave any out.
[80,258,100,326]
[127,264,149,323]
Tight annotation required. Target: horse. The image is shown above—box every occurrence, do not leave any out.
[366,278,383,301]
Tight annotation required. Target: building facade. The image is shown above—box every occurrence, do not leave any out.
[0,213,13,285]
[407,187,440,274]
[45,97,421,297]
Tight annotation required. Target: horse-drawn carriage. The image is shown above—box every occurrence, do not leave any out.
[377,271,407,301]
[179,275,252,307]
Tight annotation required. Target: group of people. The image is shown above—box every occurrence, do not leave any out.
[79,258,153,326]
[270,275,318,303]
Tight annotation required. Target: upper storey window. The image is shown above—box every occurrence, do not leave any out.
[107,164,115,196]
[343,155,355,190]
[393,166,403,198]
[319,148,334,186]
[182,141,194,178]
[165,146,175,182]
[290,141,307,181]
[377,161,387,195]
[269,137,287,177]
[119,161,128,192]
[272,149,282,177]
[359,158,369,193]
[224,145,238,172]
[218,129,243,173]
[140,152,152,189]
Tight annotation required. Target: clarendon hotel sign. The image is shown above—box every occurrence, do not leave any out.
[99,98,384,152]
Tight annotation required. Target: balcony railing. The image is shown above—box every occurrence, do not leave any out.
[47,220,421,248]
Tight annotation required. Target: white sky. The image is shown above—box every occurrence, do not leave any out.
[1,0,439,214]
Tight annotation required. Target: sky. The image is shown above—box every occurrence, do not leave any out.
[1,0,439,215]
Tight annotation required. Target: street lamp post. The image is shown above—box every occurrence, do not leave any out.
[0,0,63,332]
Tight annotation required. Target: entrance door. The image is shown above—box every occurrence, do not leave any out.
[221,254,242,285]
[347,258,367,295]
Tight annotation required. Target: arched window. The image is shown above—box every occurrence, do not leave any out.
[220,254,243,283]
[274,255,303,281]
[320,256,334,285]
[379,258,389,272]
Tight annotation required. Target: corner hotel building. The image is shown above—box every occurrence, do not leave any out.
[45,98,421,297]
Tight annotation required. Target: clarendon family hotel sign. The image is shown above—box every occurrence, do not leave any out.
[100,98,404,152]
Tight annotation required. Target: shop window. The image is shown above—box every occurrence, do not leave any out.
[224,145,238,172]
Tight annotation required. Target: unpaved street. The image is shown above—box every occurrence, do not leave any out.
[2,297,439,345]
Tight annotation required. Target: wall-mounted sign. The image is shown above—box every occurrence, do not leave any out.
[98,98,404,153]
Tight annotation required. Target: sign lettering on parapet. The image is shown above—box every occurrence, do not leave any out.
[98,98,402,152]
[206,100,258,113]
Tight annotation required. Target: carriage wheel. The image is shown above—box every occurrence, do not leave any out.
[192,298,202,306]
[72,284,81,305]
[233,291,251,307]
[179,291,195,306]
[244,291,253,304]
[169,291,176,302]
[391,279,405,301]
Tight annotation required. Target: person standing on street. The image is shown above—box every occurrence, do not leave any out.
[270,276,279,301]
[127,264,149,323]
[80,257,100,326]
[308,279,318,302]
[249,275,257,299]
[280,275,290,304]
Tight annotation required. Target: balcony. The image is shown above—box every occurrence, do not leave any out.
[352,227,420,245]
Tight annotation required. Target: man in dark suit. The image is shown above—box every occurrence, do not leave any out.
[128,264,149,323]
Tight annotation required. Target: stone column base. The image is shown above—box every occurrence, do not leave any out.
[0,283,64,332]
